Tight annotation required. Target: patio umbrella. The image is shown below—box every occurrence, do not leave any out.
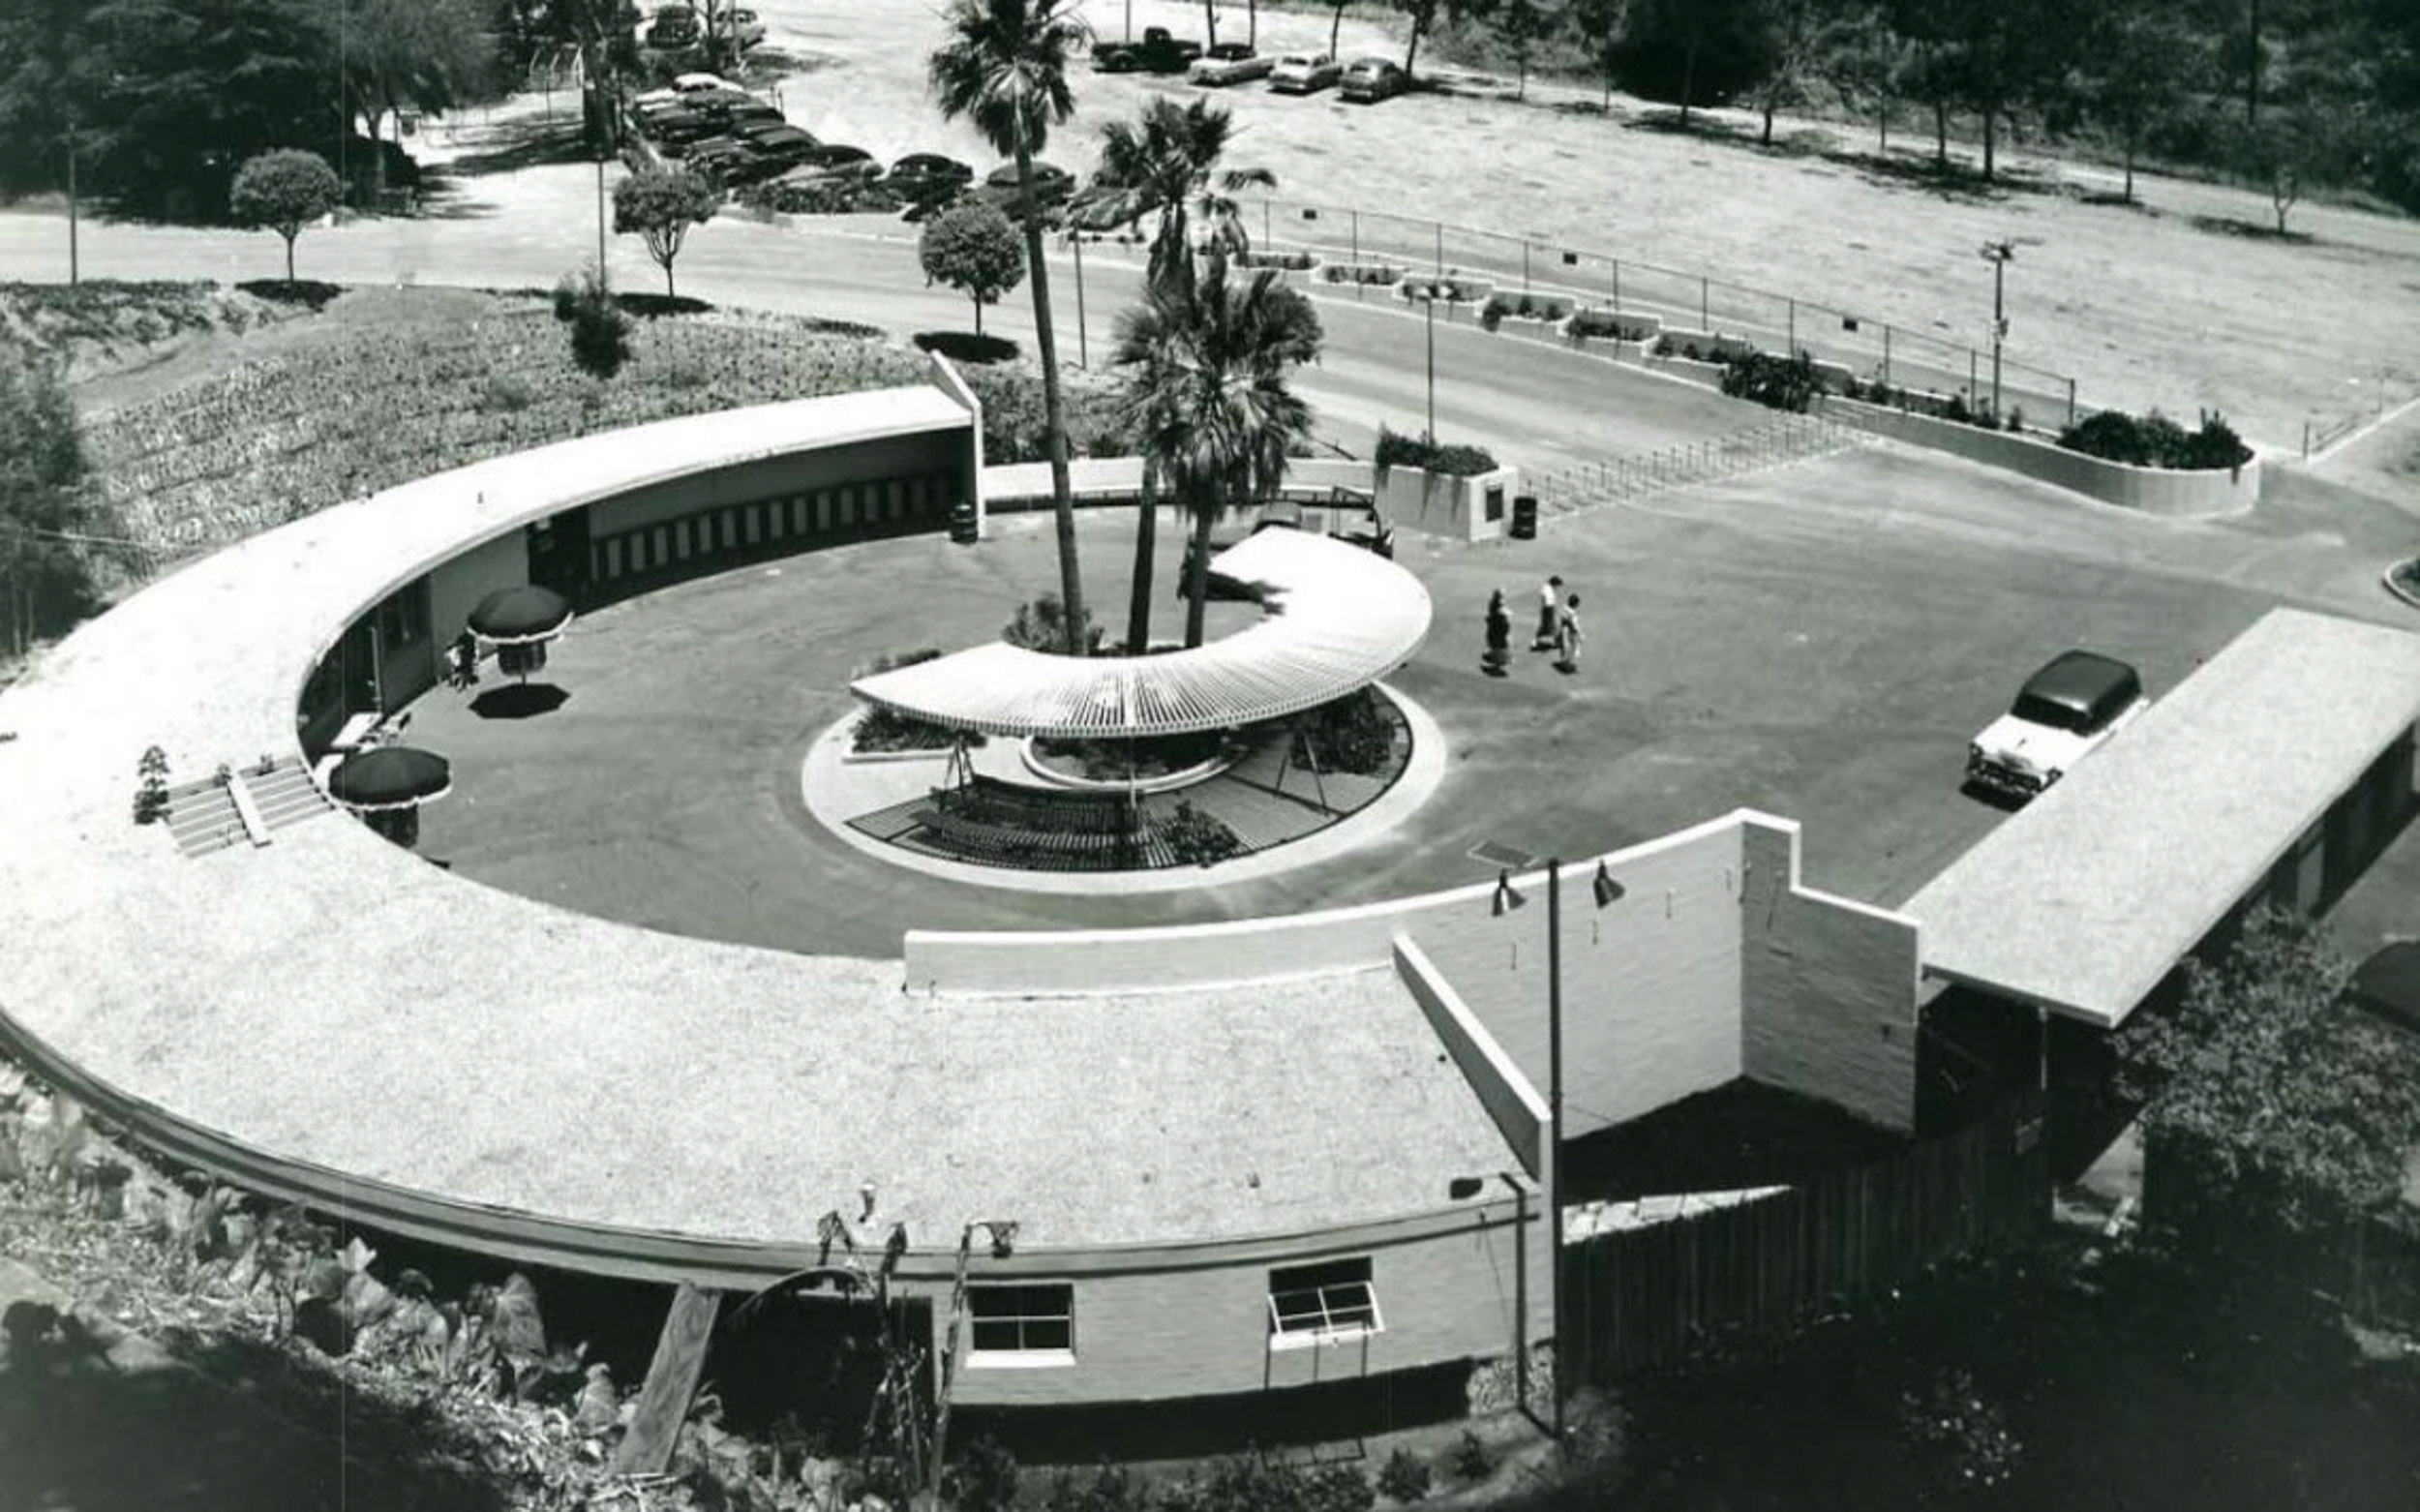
[326,745,453,812]
[468,585,574,645]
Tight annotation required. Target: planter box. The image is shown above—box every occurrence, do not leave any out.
[1818,396,2260,517]
[1376,463,1520,543]
[1236,250,1320,276]
[1398,276,1496,307]
[1564,309,1662,345]
[1483,291,1576,324]
[1320,261,1406,287]
[1647,354,1730,389]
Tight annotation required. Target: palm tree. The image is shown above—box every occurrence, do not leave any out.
[1114,263,1319,650]
[1083,98,1273,650]
[929,0,1092,655]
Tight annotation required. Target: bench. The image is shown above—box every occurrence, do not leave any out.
[918,776,1167,870]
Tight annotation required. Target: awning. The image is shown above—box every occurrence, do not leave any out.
[849,529,1432,739]
[326,746,454,812]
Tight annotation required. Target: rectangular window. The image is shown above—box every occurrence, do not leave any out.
[376,578,430,647]
[1267,1257,1381,1347]
[966,1284,1074,1364]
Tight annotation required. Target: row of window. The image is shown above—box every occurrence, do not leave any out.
[964,1257,1382,1366]
[590,471,959,584]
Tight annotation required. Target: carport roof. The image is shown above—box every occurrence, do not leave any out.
[1909,608,2420,1028]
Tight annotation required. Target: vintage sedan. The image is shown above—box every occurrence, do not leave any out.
[1190,43,1274,86]
[1340,56,1407,102]
[1965,650,2149,801]
[1268,52,1344,94]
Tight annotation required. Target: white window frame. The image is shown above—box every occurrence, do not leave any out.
[964,1282,1076,1369]
[1266,1258,1383,1350]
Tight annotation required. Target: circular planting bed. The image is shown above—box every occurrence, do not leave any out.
[1022,727,1246,794]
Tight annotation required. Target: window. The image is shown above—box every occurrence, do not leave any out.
[375,578,430,648]
[967,1284,1074,1364]
[1267,1257,1381,1347]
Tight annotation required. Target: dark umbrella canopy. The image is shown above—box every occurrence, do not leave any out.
[469,586,574,646]
[327,745,453,812]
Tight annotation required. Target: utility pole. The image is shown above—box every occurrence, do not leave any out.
[596,154,610,284]
[1071,230,1089,368]
[64,120,78,287]
[1979,239,2014,420]
[1546,856,1565,1447]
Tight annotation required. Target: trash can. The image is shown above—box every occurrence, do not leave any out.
[948,499,980,545]
[1510,495,1539,540]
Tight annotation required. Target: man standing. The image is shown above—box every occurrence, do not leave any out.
[1557,592,1584,674]
[1533,574,1563,650]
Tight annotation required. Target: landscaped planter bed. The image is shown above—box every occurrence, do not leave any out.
[1564,308,1661,345]
[1397,275,1495,307]
[1320,261,1405,287]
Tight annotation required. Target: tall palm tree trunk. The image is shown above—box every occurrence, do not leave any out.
[1126,456,1159,654]
[1015,146,1087,655]
[1183,481,1217,649]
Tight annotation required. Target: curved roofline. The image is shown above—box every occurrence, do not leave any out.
[848,529,1433,739]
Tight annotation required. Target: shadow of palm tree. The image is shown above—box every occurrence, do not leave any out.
[0,1320,510,1512]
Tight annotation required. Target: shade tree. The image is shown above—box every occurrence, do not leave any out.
[229,147,344,282]
[611,166,718,298]
[919,198,1026,333]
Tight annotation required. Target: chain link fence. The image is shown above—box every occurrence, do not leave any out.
[1244,197,2082,432]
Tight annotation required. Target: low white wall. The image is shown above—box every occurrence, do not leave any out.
[1377,464,1518,542]
[1819,397,2261,517]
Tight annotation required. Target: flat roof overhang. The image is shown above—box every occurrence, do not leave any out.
[1910,607,2420,1028]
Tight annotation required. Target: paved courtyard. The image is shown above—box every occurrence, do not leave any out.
[407,431,2403,960]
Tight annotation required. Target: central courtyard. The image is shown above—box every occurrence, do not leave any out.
[406,438,2320,958]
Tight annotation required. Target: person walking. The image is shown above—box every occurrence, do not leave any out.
[1533,574,1563,650]
[1556,591,1584,675]
[1483,590,1512,676]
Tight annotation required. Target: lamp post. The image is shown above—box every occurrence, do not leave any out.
[1070,227,1089,368]
[1425,290,1437,441]
[64,118,77,287]
[596,152,610,285]
[1979,239,2014,421]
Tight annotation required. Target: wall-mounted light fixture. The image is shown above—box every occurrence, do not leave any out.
[1592,860,1625,909]
[1494,868,1527,916]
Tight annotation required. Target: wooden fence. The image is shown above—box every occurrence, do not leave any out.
[1560,1094,2050,1383]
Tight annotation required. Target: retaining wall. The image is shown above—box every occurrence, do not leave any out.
[1819,397,2260,517]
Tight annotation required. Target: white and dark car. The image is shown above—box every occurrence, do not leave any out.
[1268,52,1343,94]
[1190,43,1274,86]
[1966,650,2148,801]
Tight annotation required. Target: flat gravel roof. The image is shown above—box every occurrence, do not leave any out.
[1910,608,2420,1026]
[0,395,1508,1264]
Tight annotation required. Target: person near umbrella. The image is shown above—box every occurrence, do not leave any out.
[446,628,480,691]
[1483,590,1512,676]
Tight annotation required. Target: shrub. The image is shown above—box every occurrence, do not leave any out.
[1718,349,1818,412]
[478,373,534,412]
[1044,1464,1153,1512]
[915,330,1020,365]
[1943,390,1973,424]
[1479,303,1503,332]
[133,745,170,825]
[1681,341,1702,361]
[1375,425,1497,477]
[229,149,343,284]
[1653,334,1675,356]
[1161,799,1242,866]
[2006,405,2026,433]
[2056,407,2251,470]
[1003,593,1104,656]
[943,1435,1018,1512]
[562,270,632,380]
[920,198,1026,335]
[551,273,582,321]
[1450,1431,1492,1482]
[1290,687,1395,774]
[1375,1449,1430,1503]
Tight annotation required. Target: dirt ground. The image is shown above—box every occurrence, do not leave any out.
[731,0,2420,453]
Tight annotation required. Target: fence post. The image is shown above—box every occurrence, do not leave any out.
[1434,220,1443,275]
[1969,348,1978,401]
[1612,258,1621,314]
[1883,324,1892,386]
[2066,378,2077,429]
[2303,419,2312,460]
[1700,276,1709,332]
[1523,240,1531,291]
[1787,297,1796,356]
[1350,209,1358,267]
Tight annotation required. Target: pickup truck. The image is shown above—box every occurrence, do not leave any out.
[1092,26,1203,75]
[1965,650,2148,801]
[1190,43,1274,86]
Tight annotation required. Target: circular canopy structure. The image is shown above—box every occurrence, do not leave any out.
[849,529,1432,740]
[469,585,574,645]
[327,746,453,812]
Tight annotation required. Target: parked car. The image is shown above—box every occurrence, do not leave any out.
[986,160,1073,201]
[1966,650,2149,801]
[1190,42,1273,86]
[686,141,759,181]
[793,143,881,180]
[737,124,823,166]
[1340,57,1407,102]
[729,7,767,46]
[641,6,701,49]
[671,72,742,93]
[1092,26,1202,75]
[886,152,974,200]
[1267,52,1343,94]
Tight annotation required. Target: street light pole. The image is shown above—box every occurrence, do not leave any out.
[1072,230,1089,368]
[64,122,77,287]
[1546,855,1565,1447]
[1979,239,2014,421]
[596,153,610,284]
[1425,293,1437,441]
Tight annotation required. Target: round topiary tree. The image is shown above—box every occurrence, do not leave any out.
[918,198,1026,335]
[612,168,720,300]
[229,149,344,286]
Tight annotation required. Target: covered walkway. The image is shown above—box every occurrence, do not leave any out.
[1911,607,2420,1027]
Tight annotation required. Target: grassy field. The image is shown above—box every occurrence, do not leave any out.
[735,0,2420,450]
